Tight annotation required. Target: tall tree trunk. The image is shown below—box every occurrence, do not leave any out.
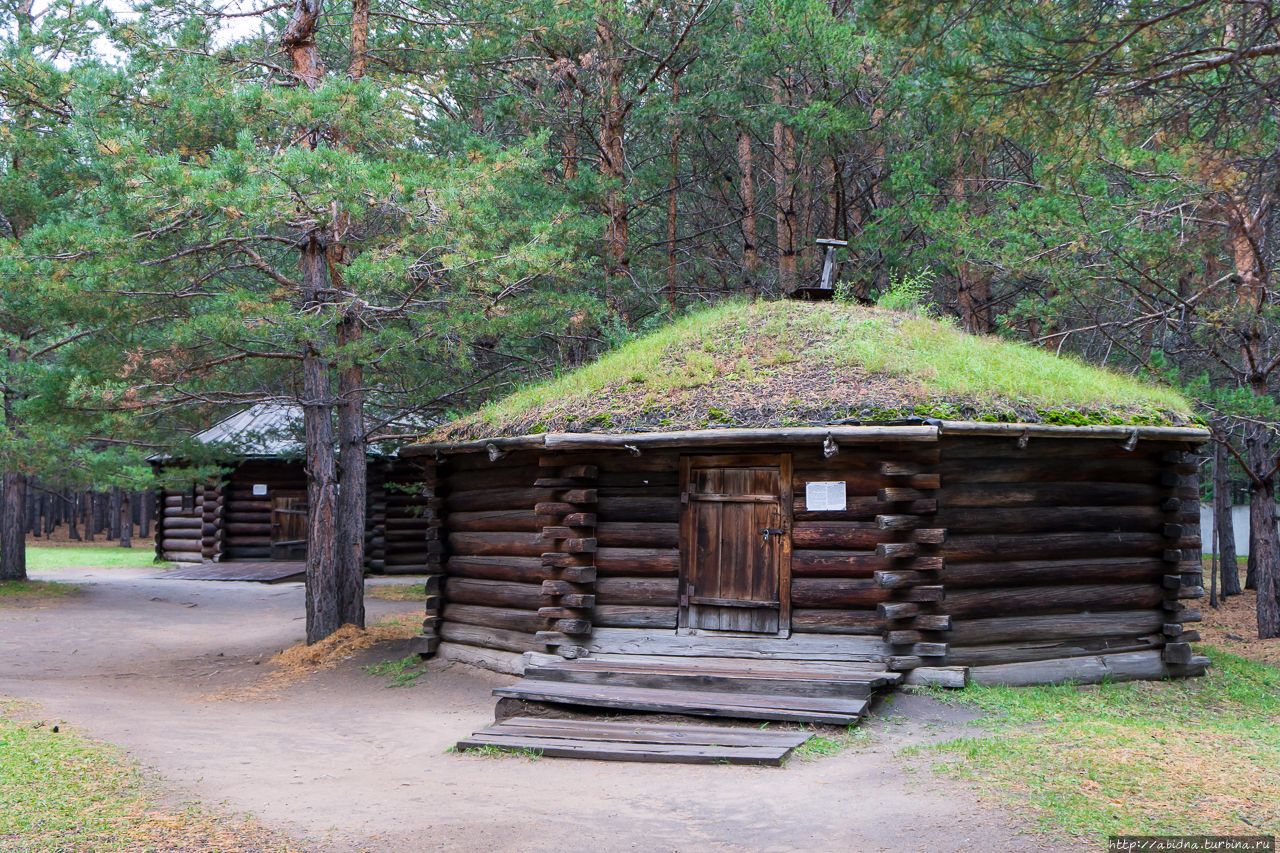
[284,0,343,644]
[108,487,121,540]
[0,473,26,580]
[772,77,797,292]
[67,491,80,541]
[596,11,629,312]
[336,314,366,628]
[738,128,758,293]
[1245,423,1280,638]
[1214,437,1241,596]
[952,145,993,333]
[300,243,341,645]
[664,75,680,310]
[119,491,132,548]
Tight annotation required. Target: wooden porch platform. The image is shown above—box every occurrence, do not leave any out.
[157,561,305,583]
[459,655,900,763]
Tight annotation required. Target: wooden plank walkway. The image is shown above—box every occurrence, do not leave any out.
[157,561,305,583]
[457,716,811,766]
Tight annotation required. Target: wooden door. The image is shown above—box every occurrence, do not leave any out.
[679,455,791,636]
[270,495,307,559]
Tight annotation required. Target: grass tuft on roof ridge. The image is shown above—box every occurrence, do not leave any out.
[429,301,1194,442]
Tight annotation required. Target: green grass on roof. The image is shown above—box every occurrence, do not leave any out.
[431,301,1193,441]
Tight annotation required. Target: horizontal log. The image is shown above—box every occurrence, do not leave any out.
[224,522,273,536]
[903,667,969,688]
[791,522,892,550]
[794,496,937,522]
[791,550,886,578]
[541,579,590,597]
[878,602,920,620]
[596,577,678,606]
[443,603,543,633]
[942,583,1164,618]
[596,547,680,576]
[444,577,544,610]
[442,465,542,491]
[945,532,1166,562]
[592,605,678,629]
[595,522,680,548]
[949,610,1166,645]
[945,634,1163,667]
[791,578,888,608]
[163,517,204,530]
[967,650,1204,687]
[940,482,1164,508]
[877,542,919,559]
[942,557,1166,588]
[441,554,545,582]
[562,513,597,528]
[596,496,680,523]
[937,457,1161,485]
[447,532,546,558]
[789,609,883,635]
[446,488,553,513]
[438,621,540,654]
[162,529,203,541]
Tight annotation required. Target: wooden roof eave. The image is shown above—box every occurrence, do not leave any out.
[400,424,940,457]
[935,421,1210,443]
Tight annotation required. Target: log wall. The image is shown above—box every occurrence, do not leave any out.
[425,432,1206,681]
[221,460,306,560]
[156,482,222,564]
[936,436,1204,669]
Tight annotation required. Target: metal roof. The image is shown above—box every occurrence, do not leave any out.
[190,402,304,456]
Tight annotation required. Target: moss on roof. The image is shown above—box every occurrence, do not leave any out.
[428,301,1195,442]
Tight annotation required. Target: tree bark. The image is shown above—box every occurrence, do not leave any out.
[772,77,797,292]
[67,491,80,541]
[301,243,341,645]
[1214,437,1241,595]
[336,313,366,628]
[1245,422,1280,638]
[284,0,343,644]
[119,490,132,548]
[0,473,26,580]
[952,144,993,333]
[664,75,680,310]
[596,11,629,311]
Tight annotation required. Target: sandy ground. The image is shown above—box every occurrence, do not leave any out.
[1,567,1060,852]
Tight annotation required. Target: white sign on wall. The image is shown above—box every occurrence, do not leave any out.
[252,484,268,496]
[805,481,846,512]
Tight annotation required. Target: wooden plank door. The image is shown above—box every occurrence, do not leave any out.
[679,455,791,636]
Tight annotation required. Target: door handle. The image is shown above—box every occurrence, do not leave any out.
[760,527,784,542]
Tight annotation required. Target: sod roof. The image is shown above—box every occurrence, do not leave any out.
[424,301,1196,443]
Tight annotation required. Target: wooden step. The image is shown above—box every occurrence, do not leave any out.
[457,716,811,766]
[494,680,870,725]
[525,659,893,699]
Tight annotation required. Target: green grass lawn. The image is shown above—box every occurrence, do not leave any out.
[24,545,162,573]
[0,700,289,851]
[0,580,80,601]
[922,649,1279,844]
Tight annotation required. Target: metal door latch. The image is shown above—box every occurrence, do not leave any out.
[760,527,784,542]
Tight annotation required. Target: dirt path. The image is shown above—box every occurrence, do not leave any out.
[1,568,1058,852]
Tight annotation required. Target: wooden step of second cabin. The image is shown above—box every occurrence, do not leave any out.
[524,655,899,700]
[457,716,812,766]
[493,679,871,725]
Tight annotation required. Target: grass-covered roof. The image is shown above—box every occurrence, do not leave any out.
[426,301,1195,443]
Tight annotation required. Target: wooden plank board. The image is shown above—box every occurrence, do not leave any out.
[493,680,869,724]
[484,716,811,747]
[157,561,305,583]
[583,627,892,661]
[456,733,795,766]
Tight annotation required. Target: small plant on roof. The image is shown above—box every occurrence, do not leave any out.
[875,267,937,314]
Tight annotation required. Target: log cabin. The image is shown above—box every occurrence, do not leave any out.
[402,301,1211,723]
[153,403,434,574]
